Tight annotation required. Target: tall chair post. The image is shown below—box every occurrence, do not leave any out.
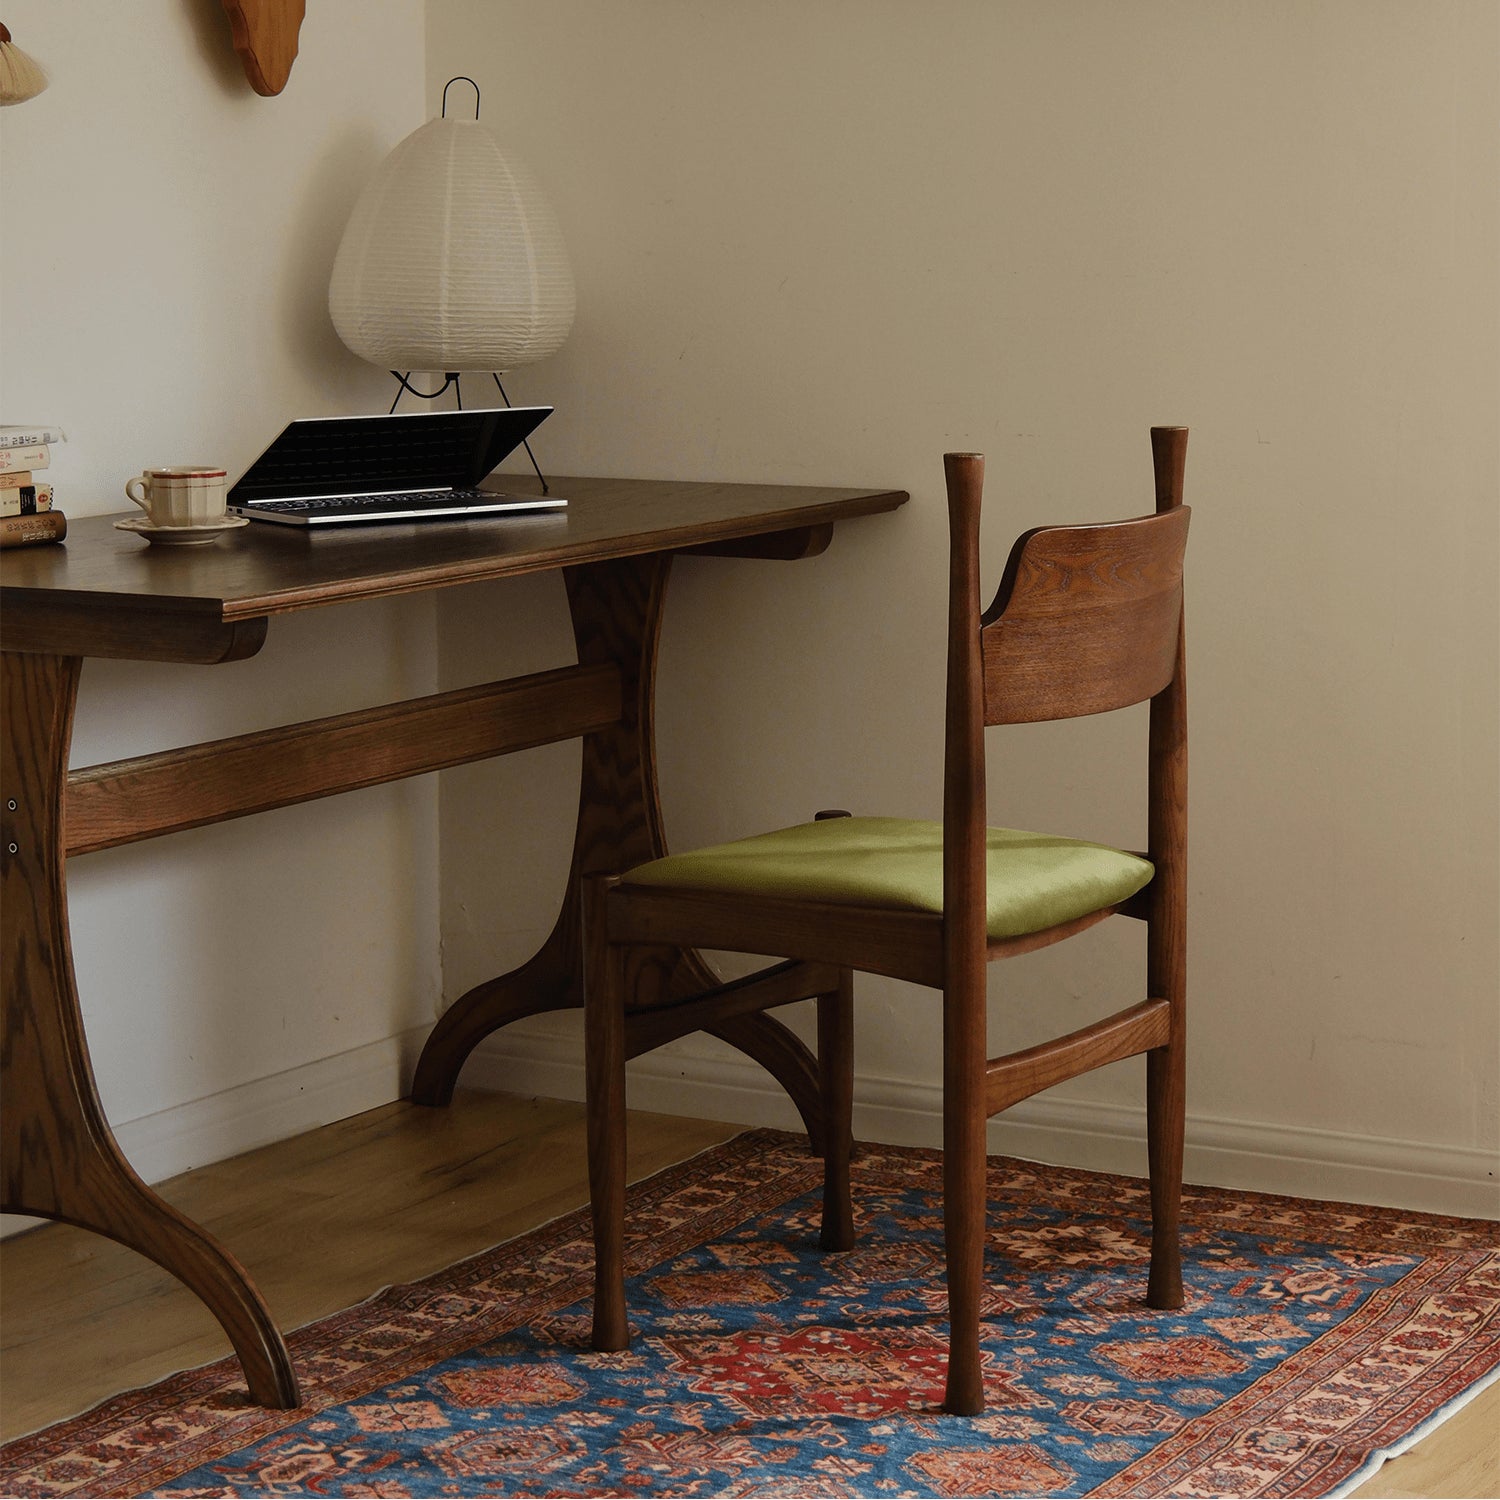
[1146,425,1188,1309]
[941,452,990,1416]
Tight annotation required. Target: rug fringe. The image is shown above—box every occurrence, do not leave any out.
[1329,1362,1500,1498]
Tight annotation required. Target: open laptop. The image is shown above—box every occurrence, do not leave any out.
[227,407,560,526]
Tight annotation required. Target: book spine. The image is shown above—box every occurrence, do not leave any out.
[0,510,67,548]
[0,483,54,516]
[0,444,49,471]
[0,427,65,449]
[0,469,33,490]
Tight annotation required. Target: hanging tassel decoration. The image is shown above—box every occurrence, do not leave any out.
[0,23,49,106]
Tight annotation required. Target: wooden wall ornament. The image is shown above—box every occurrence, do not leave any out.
[220,0,305,96]
[0,23,50,105]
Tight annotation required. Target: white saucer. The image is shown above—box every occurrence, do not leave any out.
[115,515,250,547]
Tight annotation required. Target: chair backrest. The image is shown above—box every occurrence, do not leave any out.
[944,432,1188,722]
[941,430,1189,957]
[978,494,1188,732]
[978,508,1188,723]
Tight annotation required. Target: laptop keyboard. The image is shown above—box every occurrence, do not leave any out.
[252,490,486,513]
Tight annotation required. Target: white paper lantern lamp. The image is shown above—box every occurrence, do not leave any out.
[328,80,575,478]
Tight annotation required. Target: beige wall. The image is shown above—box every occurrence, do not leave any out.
[0,0,436,1191]
[431,1,1499,1214]
[1,2,1492,1224]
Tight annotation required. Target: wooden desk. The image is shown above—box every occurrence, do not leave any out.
[0,475,906,1408]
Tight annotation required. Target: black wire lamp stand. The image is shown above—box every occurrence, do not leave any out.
[385,77,551,495]
[388,369,549,494]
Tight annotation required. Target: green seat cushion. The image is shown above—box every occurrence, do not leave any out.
[622,816,1153,941]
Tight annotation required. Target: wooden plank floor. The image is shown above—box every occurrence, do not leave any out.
[1,1090,1495,1497]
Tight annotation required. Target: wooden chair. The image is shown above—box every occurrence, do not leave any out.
[584,427,1190,1416]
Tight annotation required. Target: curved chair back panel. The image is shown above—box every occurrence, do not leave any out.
[981,506,1190,725]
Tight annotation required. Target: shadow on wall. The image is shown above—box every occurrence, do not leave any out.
[281,124,397,397]
[182,0,248,95]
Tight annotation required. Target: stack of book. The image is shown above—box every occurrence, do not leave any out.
[0,424,67,548]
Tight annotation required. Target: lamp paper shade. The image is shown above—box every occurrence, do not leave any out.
[329,117,576,373]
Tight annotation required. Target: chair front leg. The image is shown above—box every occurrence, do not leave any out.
[817,969,855,1251]
[584,877,630,1351]
[942,967,988,1416]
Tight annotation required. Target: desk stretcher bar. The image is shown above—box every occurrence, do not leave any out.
[65,664,622,856]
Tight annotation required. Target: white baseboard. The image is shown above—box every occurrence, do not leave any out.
[8,1016,1491,1245]
[0,1026,429,1241]
[462,1019,1500,1221]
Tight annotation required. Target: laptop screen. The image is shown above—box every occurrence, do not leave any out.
[229,407,552,503]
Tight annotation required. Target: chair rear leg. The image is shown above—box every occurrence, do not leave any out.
[584,878,630,1350]
[1146,1037,1185,1309]
[817,968,855,1251]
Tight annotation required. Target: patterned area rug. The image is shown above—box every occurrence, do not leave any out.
[2,1130,1496,1498]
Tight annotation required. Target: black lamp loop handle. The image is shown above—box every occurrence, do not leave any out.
[441,76,481,120]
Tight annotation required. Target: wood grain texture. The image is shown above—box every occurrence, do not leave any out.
[584,878,630,1352]
[702,1011,824,1156]
[1145,426,1190,1311]
[939,451,990,1415]
[621,959,842,1058]
[985,998,1171,1115]
[981,507,1190,724]
[408,553,828,1139]
[608,883,945,988]
[816,969,856,1251]
[409,552,673,1107]
[0,479,906,632]
[0,474,909,1410]
[219,0,305,95]
[682,523,835,560]
[65,663,622,856]
[0,652,298,1408]
[0,595,267,664]
[0,1095,738,1440]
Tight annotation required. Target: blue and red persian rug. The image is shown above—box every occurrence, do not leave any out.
[2,1130,1496,1498]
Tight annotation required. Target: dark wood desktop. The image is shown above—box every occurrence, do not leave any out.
[0,474,907,1407]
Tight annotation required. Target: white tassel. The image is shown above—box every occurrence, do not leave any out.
[0,23,49,106]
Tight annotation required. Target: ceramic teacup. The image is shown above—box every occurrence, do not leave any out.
[125,466,228,527]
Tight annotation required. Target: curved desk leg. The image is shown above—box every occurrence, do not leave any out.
[411,554,826,1147]
[1,651,299,1409]
[707,1014,824,1155]
[411,554,677,1104]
